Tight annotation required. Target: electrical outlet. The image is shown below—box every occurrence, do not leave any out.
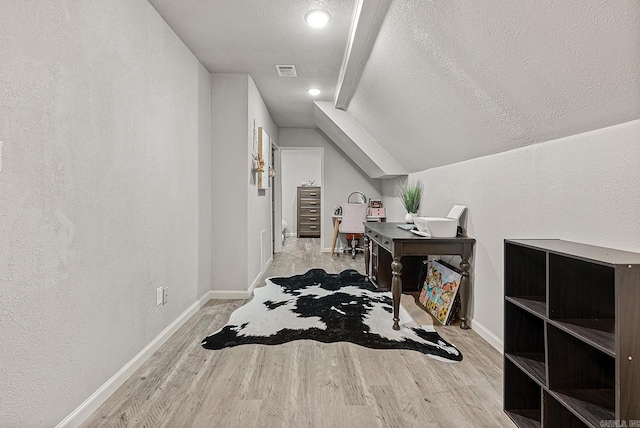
[156,287,163,306]
[162,287,168,305]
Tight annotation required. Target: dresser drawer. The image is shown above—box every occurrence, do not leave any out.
[299,188,320,199]
[300,207,320,215]
[299,223,320,237]
[299,199,320,208]
[300,214,320,223]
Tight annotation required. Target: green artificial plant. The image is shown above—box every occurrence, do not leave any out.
[399,180,423,214]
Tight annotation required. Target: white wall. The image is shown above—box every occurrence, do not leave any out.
[198,63,213,299]
[247,76,278,284]
[389,120,640,350]
[210,74,277,292]
[211,74,250,291]
[0,1,211,426]
[281,149,322,235]
[278,128,383,251]
[380,178,413,221]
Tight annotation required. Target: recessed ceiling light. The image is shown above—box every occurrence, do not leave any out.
[305,10,331,28]
[308,88,321,96]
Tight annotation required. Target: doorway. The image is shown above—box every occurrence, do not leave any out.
[276,147,324,252]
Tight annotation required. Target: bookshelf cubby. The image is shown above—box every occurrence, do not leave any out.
[504,239,640,428]
[543,392,588,428]
[505,358,542,427]
[505,303,546,385]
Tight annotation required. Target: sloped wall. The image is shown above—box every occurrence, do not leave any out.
[347,0,640,173]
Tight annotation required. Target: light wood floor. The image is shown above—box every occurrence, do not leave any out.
[82,238,514,427]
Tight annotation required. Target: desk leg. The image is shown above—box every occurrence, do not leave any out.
[459,257,471,329]
[391,257,402,330]
[330,218,340,256]
[364,235,370,278]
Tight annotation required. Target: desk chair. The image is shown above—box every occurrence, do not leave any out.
[339,202,368,258]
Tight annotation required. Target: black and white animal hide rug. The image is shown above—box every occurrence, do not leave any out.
[201,269,462,363]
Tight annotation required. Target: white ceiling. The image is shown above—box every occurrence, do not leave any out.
[147,0,640,173]
[147,0,355,128]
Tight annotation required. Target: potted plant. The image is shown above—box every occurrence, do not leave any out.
[399,180,423,223]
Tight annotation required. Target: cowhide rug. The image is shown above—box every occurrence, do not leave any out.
[201,269,462,363]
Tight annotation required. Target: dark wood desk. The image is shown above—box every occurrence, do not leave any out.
[364,222,476,330]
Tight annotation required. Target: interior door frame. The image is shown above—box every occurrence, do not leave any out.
[271,140,281,253]
[275,147,324,252]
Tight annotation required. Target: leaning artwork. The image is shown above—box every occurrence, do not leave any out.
[419,260,462,325]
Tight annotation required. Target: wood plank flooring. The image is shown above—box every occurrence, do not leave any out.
[82,238,514,427]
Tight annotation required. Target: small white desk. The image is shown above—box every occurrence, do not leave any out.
[331,214,385,255]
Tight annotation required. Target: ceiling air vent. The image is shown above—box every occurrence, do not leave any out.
[275,65,297,77]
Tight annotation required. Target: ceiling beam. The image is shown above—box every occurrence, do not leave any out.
[314,101,406,179]
[334,0,391,110]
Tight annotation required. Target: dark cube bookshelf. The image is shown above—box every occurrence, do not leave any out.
[503,239,640,428]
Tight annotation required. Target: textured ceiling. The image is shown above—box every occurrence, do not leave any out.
[346,0,640,172]
[148,0,640,172]
[147,0,355,128]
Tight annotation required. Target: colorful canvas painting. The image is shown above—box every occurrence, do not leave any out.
[418,260,462,325]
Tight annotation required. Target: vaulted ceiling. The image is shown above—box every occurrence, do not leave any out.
[346,0,640,172]
[148,0,640,174]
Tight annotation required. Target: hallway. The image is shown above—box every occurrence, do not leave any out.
[81,239,511,427]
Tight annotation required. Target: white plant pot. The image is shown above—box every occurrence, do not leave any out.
[405,212,418,223]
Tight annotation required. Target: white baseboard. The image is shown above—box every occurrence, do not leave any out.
[208,290,252,299]
[469,319,503,354]
[208,256,273,300]
[56,291,214,428]
[321,246,344,253]
[249,256,272,292]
